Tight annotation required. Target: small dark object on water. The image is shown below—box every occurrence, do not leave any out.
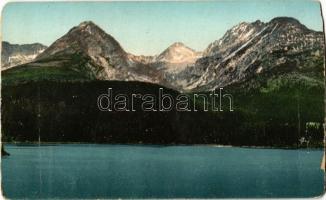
[2,145,10,156]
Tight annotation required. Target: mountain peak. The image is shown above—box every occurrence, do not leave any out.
[156,42,201,64]
[75,21,104,32]
[270,17,301,24]
[165,42,195,52]
[267,17,312,33]
[169,42,186,48]
[68,20,105,36]
[268,16,310,31]
[37,21,126,61]
[78,21,97,27]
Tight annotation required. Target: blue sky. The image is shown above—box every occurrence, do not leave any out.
[2,0,323,55]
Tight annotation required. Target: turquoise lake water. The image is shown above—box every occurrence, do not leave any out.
[1,144,324,199]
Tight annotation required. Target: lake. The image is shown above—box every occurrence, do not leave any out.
[1,144,324,199]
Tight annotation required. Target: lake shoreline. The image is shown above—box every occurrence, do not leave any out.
[2,141,323,150]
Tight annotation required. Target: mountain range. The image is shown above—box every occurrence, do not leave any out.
[1,17,324,92]
[1,41,47,70]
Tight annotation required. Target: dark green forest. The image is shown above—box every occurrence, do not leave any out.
[1,76,324,147]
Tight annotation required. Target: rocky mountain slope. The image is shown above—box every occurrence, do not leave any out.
[35,21,165,84]
[184,17,324,91]
[1,41,47,70]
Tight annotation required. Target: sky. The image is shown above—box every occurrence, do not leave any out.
[1,0,324,55]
